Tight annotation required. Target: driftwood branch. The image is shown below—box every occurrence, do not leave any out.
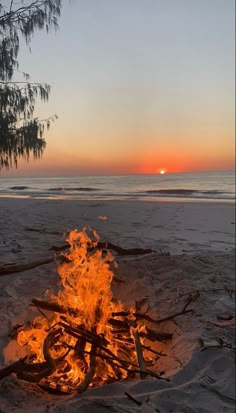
[199,337,236,352]
[0,258,54,276]
[0,357,27,380]
[205,317,236,328]
[49,241,154,256]
[49,244,68,252]
[174,288,236,299]
[24,227,61,236]
[0,239,154,277]
[97,242,154,256]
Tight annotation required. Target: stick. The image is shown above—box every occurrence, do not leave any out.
[141,327,172,342]
[0,258,54,276]
[205,317,236,328]
[104,357,123,380]
[133,331,146,379]
[84,350,136,369]
[108,318,130,329]
[88,350,163,382]
[111,308,193,325]
[115,363,168,381]
[150,309,193,324]
[182,294,195,312]
[76,344,97,393]
[124,392,142,406]
[141,344,167,356]
[31,298,80,318]
[60,321,109,348]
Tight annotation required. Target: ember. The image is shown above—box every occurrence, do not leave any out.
[1,228,189,394]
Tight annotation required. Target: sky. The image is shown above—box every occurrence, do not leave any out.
[2,0,235,176]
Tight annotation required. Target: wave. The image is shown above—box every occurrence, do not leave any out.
[48,187,99,192]
[145,189,223,195]
[10,186,30,190]
[2,182,234,201]
[142,188,234,199]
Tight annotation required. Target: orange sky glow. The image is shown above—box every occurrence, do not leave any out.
[2,141,234,177]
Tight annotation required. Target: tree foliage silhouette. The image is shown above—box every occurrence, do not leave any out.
[0,0,62,169]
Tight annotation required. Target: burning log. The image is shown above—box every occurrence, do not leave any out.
[0,331,66,382]
[17,329,61,383]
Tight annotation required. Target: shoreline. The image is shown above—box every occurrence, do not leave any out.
[0,193,235,203]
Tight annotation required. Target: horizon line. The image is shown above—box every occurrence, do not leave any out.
[0,169,235,179]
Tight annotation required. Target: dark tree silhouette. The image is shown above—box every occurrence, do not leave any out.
[0,0,62,169]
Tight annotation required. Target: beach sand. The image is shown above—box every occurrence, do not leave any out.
[0,198,235,412]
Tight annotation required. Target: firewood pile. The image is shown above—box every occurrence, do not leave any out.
[0,228,193,394]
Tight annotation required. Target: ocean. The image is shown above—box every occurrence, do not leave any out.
[0,171,235,202]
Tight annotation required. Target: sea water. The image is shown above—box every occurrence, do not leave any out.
[0,171,235,202]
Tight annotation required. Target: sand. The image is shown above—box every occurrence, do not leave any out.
[0,198,235,412]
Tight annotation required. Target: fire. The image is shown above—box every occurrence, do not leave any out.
[17,228,149,391]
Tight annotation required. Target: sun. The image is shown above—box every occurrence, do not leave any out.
[160,169,166,175]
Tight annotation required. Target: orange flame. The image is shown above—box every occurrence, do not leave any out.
[17,228,141,389]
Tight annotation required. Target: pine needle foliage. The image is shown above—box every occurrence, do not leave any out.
[0,1,62,169]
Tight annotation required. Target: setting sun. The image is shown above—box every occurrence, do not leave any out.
[160,169,166,175]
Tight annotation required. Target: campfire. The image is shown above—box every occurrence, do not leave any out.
[0,228,193,394]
